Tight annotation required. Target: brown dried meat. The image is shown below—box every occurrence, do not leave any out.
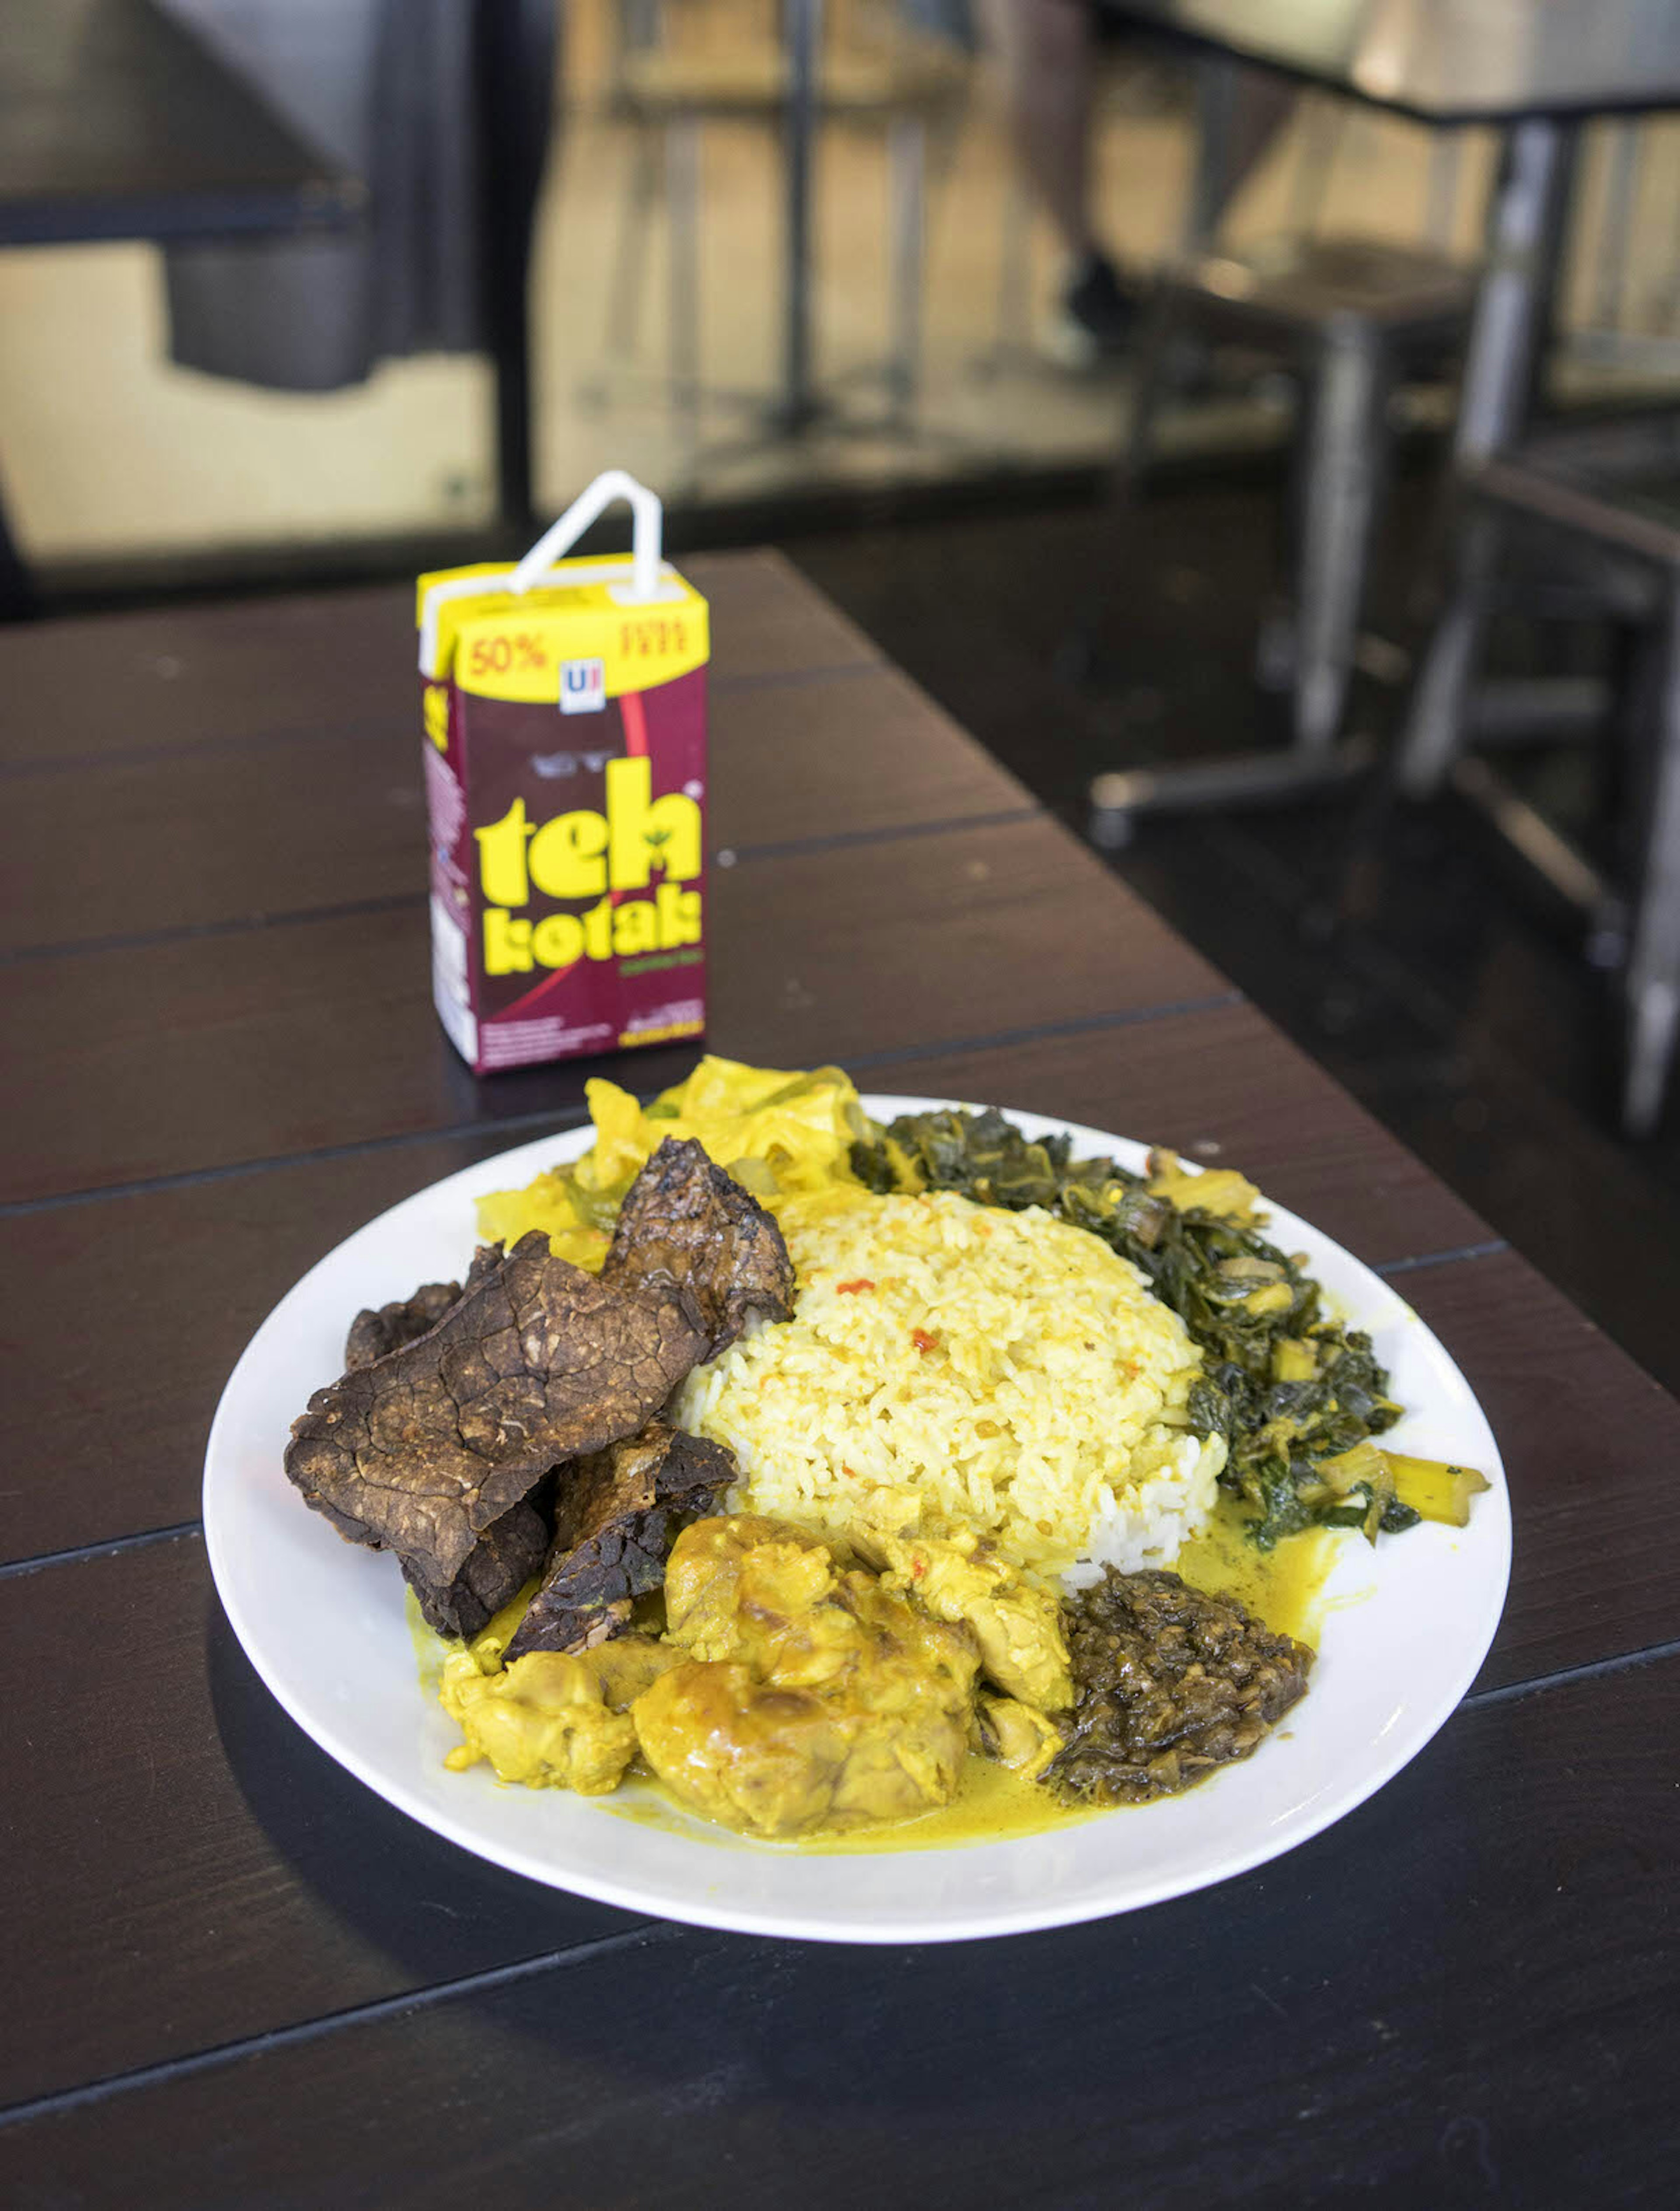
[285,1231,709,1598]
[602,1137,794,1356]
[343,1245,504,1370]
[505,1422,736,1661]
[345,1280,462,1370]
[404,1492,551,1640]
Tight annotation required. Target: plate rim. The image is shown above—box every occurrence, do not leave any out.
[203,1093,1512,1944]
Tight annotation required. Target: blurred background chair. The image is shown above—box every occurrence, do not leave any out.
[1120,231,1474,755]
[582,0,969,464]
[1081,66,1478,830]
[1393,414,1680,1137]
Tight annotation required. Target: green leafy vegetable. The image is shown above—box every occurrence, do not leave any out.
[852,1107,1417,1549]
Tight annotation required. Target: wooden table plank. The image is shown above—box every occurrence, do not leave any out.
[689,548,884,682]
[1404,1250,1680,1693]
[2,1004,1494,1568]
[7,1648,1676,2202]
[0,1538,639,2111]
[7,552,1674,2205]
[6,1228,1676,2096]
[0,1129,525,1566]
[0,817,1227,1204]
[0,666,1032,955]
[709,662,1035,856]
[0,554,875,773]
[0,589,416,769]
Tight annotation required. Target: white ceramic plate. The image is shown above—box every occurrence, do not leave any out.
[204,1097,1510,1945]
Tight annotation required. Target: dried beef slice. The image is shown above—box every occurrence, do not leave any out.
[344,1280,464,1370]
[406,1493,551,1640]
[285,1231,710,1600]
[343,1245,504,1370]
[602,1136,794,1356]
[505,1422,737,1661]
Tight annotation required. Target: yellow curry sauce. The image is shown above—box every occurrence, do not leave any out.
[813,1499,1338,1853]
[411,1494,1337,1852]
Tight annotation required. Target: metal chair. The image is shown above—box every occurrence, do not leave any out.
[1392,412,1680,1136]
[587,0,968,460]
[1090,232,1476,828]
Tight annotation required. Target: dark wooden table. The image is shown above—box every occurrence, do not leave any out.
[3,553,1676,2204]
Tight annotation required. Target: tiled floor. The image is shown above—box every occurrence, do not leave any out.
[786,472,1680,1396]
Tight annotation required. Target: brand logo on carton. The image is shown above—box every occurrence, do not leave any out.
[558,658,606,715]
[474,756,703,975]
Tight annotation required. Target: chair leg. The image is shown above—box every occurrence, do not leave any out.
[1117,280,1181,487]
[1394,504,1503,799]
[885,112,926,425]
[1183,57,1239,253]
[1292,321,1392,753]
[1283,91,1347,241]
[1623,578,1680,1137]
[1592,120,1644,335]
[606,124,662,365]
[1055,281,1181,687]
[665,114,702,462]
[1425,131,1463,252]
[991,175,1034,367]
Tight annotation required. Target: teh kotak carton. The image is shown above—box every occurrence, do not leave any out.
[417,474,709,1075]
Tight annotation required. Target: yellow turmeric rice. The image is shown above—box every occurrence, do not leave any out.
[673,1185,1224,1584]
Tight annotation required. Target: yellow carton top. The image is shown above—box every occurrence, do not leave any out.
[417,553,709,701]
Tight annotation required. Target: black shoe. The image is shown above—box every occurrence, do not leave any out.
[1053,252,1139,366]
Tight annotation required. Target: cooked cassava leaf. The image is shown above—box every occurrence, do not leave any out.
[1047,1567,1314,1805]
[854,1107,1418,1549]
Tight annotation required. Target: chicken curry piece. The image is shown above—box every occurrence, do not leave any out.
[635,1517,982,1838]
[845,1487,1074,1714]
[438,1511,1076,1838]
[441,1629,679,1794]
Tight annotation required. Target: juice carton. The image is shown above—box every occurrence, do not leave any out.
[417,473,709,1075]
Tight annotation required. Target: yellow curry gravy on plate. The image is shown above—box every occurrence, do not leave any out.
[411,1498,1336,1854]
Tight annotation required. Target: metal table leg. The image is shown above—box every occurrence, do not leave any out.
[1623,574,1680,1135]
[885,111,926,427]
[1451,116,1579,466]
[1088,308,1399,834]
[777,0,824,433]
[1393,117,1581,798]
[666,115,703,465]
[1293,319,1394,750]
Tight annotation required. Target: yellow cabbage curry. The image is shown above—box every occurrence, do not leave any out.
[413,1496,1335,1851]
